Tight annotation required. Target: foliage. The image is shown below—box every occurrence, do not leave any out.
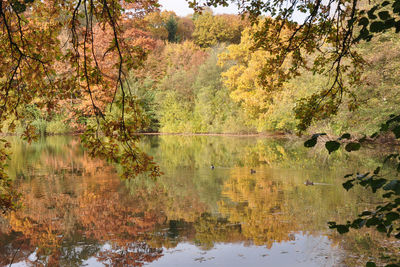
[192,11,247,47]
[0,0,162,211]
[46,116,70,135]
[0,140,19,214]
[189,0,400,132]
[143,11,170,40]
[218,21,310,132]
[177,17,195,41]
[304,115,400,266]
[218,23,271,123]
[82,91,161,180]
[132,20,399,135]
[312,32,400,135]
[143,11,195,42]
[152,45,252,133]
[126,78,160,132]
[165,15,179,42]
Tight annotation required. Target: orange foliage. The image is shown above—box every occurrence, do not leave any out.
[73,20,158,117]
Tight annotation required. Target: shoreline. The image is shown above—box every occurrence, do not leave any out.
[2,131,399,145]
[0,131,292,138]
[133,131,291,138]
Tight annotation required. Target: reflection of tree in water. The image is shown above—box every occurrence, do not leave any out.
[78,189,165,245]
[97,242,163,267]
[0,137,166,266]
[0,185,166,266]
[193,213,242,250]
[218,168,298,248]
[330,229,400,266]
[0,230,34,266]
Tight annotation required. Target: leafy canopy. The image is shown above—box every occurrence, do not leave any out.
[0,0,161,212]
[189,0,400,131]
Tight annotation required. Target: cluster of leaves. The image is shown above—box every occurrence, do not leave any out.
[356,0,400,42]
[0,139,20,214]
[304,132,362,154]
[329,168,400,267]
[0,0,164,212]
[81,92,161,179]
[305,114,400,153]
[304,115,400,266]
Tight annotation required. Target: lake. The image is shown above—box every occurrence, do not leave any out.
[0,135,396,266]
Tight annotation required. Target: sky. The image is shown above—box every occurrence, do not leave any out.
[158,1,308,22]
[158,0,239,16]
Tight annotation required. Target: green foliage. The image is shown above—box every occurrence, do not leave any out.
[156,89,195,133]
[304,114,400,267]
[31,119,48,136]
[311,32,400,136]
[153,45,252,133]
[15,105,71,136]
[345,142,361,152]
[126,77,159,132]
[192,49,250,133]
[165,15,179,43]
[46,117,70,135]
[325,141,341,154]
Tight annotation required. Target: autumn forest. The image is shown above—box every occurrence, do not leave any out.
[1,0,400,266]
[4,7,400,136]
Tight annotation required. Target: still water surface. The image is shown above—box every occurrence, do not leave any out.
[0,135,392,266]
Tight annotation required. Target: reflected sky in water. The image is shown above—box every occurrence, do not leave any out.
[11,236,341,267]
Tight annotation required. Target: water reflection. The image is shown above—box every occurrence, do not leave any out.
[0,135,396,266]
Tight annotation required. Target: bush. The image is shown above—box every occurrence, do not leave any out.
[31,119,48,136]
[46,118,70,135]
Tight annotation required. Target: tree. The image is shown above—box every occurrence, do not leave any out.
[218,22,275,130]
[165,15,179,42]
[193,48,247,133]
[0,0,162,212]
[192,11,247,47]
[177,16,195,41]
[143,11,169,40]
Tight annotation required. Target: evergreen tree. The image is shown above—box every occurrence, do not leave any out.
[165,15,179,43]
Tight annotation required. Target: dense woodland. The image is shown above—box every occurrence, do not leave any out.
[4,8,399,137]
